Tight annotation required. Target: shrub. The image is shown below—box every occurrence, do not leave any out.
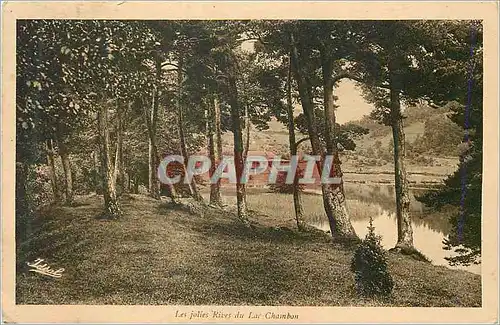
[350,217,394,297]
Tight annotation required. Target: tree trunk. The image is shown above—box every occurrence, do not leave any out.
[113,100,124,195]
[45,138,61,203]
[243,104,251,159]
[133,174,139,194]
[290,33,355,239]
[286,54,305,230]
[58,139,74,206]
[98,103,122,219]
[208,94,223,206]
[146,59,161,200]
[227,57,249,225]
[15,162,31,246]
[148,139,160,199]
[127,171,132,193]
[389,75,414,249]
[93,148,102,194]
[320,50,357,238]
[177,59,202,201]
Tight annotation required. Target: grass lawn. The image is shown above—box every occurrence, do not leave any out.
[16,194,481,306]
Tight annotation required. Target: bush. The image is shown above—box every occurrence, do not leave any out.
[350,217,394,297]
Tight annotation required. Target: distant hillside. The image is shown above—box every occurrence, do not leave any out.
[219,103,463,180]
[223,104,461,155]
[349,104,463,159]
[221,119,310,156]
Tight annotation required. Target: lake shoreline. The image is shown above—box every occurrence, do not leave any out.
[16,194,481,306]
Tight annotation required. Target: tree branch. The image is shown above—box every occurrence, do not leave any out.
[160,62,180,69]
[332,72,392,90]
[161,62,188,74]
[295,137,310,148]
[332,72,364,84]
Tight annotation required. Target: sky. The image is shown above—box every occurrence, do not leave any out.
[292,80,374,124]
[335,80,374,124]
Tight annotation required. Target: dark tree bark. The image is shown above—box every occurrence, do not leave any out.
[320,49,357,238]
[15,162,31,246]
[98,103,122,219]
[227,56,249,225]
[290,33,356,239]
[208,94,223,207]
[243,104,251,159]
[127,171,132,193]
[147,103,160,199]
[93,148,102,194]
[57,139,74,206]
[286,54,306,230]
[113,100,125,195]
[389,69,414,249]
[145,58,161,200]
[45,138,61,203]
[133,173,139,194]
[113,101,131,193]
[177,58,202,201]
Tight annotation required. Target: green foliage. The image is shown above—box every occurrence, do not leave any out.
[350,218,394,297]
[418,142,482,266]
[295,112,369,152]
[416,21,483,266]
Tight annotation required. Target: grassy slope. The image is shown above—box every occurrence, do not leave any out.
[16,195,481,306]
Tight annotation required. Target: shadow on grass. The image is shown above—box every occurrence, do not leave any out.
[190,214,331,246]
[388,246,432,263]
[66,201,92,208]
[156,201,204,216]
[209,249,297,305]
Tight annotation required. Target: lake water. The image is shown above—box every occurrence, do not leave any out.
[202,184,480,275]
[308,184,481,275]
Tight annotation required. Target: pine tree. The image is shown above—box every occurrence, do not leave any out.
[351,217,394,297]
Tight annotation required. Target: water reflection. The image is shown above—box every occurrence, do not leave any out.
[309,184,481,275]
[202,184,481,275]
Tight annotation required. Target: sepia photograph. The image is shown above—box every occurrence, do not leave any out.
[1,1,499,323]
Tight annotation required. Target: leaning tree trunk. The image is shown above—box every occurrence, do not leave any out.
[321,50,357,238]
[45,138,61,203]
[98,103,122,219]
[227,58,249,225]
[389,76,414,249]
[176,59,202,201]
[286,54,306,230]
[290,33,356,239]
[58,138,74,206]
[208,94,223,206]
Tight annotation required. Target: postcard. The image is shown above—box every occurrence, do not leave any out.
[1,1,498,323]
